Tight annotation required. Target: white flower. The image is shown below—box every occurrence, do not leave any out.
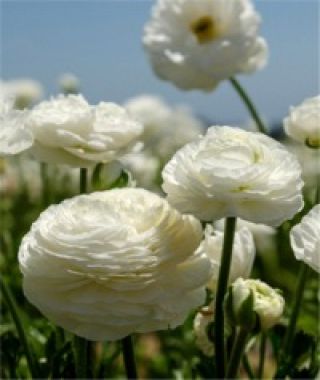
[228,278,285,330]
[196,224,255,291]
[121,152,160,190]
[193,303,214,356]
[0,79,43,109]
[26,94,143,167]
[143,0,268,91]
[125,95,171,146]
[215,218,276,255]
[290,204,320,273]
[18,188,212,341]
[58,73,80,94]
[0,99,34,156]
[162,126,304,226]
[125,95,204,158]
[284,96,320,149]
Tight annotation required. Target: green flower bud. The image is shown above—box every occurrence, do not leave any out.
[225,278,285,331]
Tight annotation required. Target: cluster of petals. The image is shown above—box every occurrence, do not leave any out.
[143,0,268,91]
[290,204,320,273]
[284,95,320,149]
[18,188,212,341]
[196,224,255,291]
[162,126,304,226]
[0,94,143,167]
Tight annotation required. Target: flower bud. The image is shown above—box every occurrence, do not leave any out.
[225,278,284,331]
[193,303,215,357]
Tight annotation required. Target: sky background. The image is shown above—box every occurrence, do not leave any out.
[1,0,319,125]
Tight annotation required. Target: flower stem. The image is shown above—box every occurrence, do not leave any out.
[229,77,268,135]
[80,168,88,194]
[257,332,267,379]
[226,327,249,378]
[73,336,88,379]
[121,335,138,379]
[214,216,237,378]
[41,162,50,206]
[282,262,309,357]
[0,278,39,378]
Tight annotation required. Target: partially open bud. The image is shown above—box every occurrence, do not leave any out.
[225,278,284,331]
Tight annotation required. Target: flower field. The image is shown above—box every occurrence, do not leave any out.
[1,0,319,379]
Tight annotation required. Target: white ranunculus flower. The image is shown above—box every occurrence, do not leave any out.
[290,204,320,273]
[143,0,268,91]
[0,99,34,156]
[121,152,160,191]
[58,73,80,94]
[228,278,285,330]
[26,94,143,167]
[18,188,212,341]
[215,218,276,255]
[193,303,214,357]
[125,95,204,159]
[284,96,320,149]
[162,126,304,226]
[196,225,255,291]
[0,79,43,109]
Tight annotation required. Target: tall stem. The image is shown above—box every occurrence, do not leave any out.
[41,162,50,206]
[258,332,267,379]
[0,278,39,378]
[73,336,88,379]
[121,335,137,379]
[72,167,89,378]
[214,216,237,378]
[229,77,268,135]
[80,168,88,194]
[282,263,309,356]
[226,328,249,378]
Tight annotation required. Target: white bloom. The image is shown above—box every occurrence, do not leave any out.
[58,73,80,94]
[0,99,34,156]
[284,96,320,148]
[143,0,268,91]
[193,303,214,356]
[125,95,172,145]
[229,278,285,330]
[290,204,320,273]
[215,218,276,254]
[162,126,304,226]
[155,106,204,159]
[196,225,255,291]
[121,152,160,190]
[18,188,212,341]
[125,95,204,158]
[0,79,43,109]
[26,94,143,167]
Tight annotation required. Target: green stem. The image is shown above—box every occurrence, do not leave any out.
[229,77,268,135]
[226,328,249,378]
[121,335,137,379]
[41,162,50,206]
[214,216,237,378]
[0,278,39,378]
[73,336,88,379]
[242,354,255,379]
[282,263,309,357]
[258,333,267,379]
[80,168,88,194]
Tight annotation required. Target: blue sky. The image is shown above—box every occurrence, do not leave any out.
[1,0,319,125]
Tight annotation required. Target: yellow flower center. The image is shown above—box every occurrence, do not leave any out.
[190,16,219,44]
